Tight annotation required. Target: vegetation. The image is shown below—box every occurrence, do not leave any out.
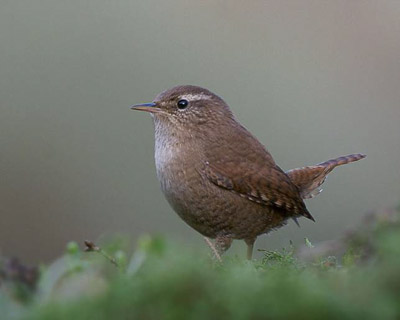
[1,206,400,320]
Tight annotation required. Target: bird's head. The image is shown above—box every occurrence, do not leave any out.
[131,85,235,129]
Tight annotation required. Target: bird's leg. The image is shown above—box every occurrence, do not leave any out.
[203,237,222,262]
[204,236,232,262]
[215,236,233,260]
[245,238,256,260]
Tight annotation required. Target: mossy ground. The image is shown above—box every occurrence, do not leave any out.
[1,207,400,320]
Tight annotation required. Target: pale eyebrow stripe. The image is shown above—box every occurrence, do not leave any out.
[179,93,212,101]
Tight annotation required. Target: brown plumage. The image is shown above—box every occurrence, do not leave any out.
[286,154,366,199]
[131,85,365,260]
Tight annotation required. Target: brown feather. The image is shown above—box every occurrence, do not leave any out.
[203,122,314,221]
[286,154,366,199]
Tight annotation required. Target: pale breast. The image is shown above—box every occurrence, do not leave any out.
[153,118,190,193]
[154,135,180,192]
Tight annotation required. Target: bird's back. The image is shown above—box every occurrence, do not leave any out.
[202,119,314,221]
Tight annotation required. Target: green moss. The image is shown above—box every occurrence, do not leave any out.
[2,207,400,320]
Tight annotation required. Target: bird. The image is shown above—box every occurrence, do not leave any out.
[131,85,365,260]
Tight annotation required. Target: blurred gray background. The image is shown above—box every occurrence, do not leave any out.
[1,0,399,263]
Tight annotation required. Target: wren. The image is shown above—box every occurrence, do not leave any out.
[131,85,365,260]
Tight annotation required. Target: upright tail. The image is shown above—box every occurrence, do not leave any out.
[286,153,366,199]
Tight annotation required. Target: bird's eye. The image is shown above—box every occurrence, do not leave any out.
[177,99,189,110]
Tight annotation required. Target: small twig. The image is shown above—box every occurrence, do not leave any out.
[84,240,119,268]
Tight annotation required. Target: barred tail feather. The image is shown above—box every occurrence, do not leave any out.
[286,153,366,200]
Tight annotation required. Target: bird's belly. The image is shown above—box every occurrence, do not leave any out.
[156,160,287,239]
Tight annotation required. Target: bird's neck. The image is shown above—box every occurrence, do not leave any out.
[153,117,203,174]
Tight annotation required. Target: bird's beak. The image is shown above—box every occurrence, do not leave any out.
[130,102,162,113]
